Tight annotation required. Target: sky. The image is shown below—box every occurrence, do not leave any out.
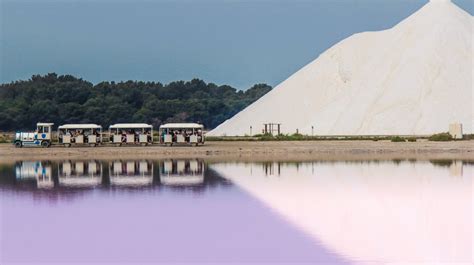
[1,0,472,89]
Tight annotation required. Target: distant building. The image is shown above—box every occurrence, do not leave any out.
[449,123,463,139]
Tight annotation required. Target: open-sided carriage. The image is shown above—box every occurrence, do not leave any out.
[58,124,103,147]
[159,123,205,146]
[109,123,153,146]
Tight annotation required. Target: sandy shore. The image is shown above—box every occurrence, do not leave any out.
[0,140,473,163]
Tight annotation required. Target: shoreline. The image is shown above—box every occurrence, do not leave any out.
[0,140,473,163]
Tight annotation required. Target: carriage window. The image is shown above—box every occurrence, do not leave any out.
[43,127,49,133]
[37,126,43,132]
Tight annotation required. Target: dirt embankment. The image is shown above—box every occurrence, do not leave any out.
[0,140,473,163]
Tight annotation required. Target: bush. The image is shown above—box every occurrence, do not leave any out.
[259,133,275,141]
[463,134,474,140]
[0,135,11,143]
[406,137,417,142]
[428,133,453,141]
[391,136,406,142]
[276,133,305,141]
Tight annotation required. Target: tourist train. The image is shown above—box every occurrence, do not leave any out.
[14,122,205,148]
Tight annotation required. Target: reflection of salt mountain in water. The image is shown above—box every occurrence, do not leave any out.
[209,0,473,136]
[212,161,472,263]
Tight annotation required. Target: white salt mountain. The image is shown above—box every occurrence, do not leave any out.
[209,0,473,136]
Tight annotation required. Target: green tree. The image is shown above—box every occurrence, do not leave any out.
[0,73,271,131]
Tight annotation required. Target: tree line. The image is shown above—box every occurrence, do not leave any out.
[0,73,272,131]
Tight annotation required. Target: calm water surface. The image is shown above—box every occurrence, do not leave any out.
[0,159,472,265]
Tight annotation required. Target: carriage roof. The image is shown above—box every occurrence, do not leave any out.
[37,122,54,126]
[58,124,102,129]
[109,123,153,129]
[159,123,203,129]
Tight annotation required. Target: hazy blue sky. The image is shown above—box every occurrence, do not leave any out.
[1,0,472,89]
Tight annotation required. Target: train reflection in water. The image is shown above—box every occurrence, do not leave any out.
[11,159,216,193]
[15,161,54,189]
[59,160,103,187]
[160,160,204,186]
[109,160,154,187]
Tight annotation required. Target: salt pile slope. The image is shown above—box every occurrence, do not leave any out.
[209,0,473,136]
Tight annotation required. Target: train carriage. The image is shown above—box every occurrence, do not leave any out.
[109,123,153,146]
[159,123,205,146]
[58,124,103,147]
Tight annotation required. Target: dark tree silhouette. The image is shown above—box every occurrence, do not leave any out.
[0,73,271,130]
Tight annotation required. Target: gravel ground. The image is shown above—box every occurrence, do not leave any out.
[0,140,473,163]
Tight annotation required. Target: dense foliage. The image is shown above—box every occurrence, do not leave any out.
[390,136,406,142]
[0,73,271,131]
[428,132,453,141]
